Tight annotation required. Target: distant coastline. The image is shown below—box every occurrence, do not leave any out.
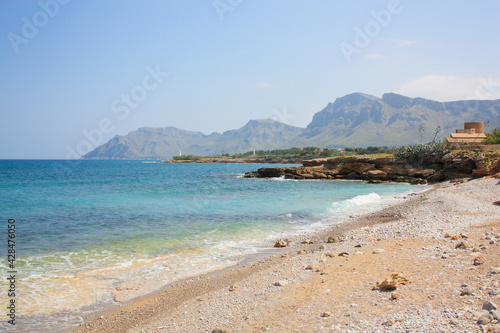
[161,157,302,164]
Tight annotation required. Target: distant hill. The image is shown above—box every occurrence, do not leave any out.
[82,119,305,160]
[287,92,500,148]
[83,93,500,160]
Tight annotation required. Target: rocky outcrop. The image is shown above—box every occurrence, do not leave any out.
[442,149,500,178]
[244,156,431,184]
[243,149,500,184]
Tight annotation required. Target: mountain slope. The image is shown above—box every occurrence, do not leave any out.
[288,92,500,148]
[83,93,500,160]
[82,119,305,160]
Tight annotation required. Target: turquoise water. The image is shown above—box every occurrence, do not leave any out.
[0,160,419,332]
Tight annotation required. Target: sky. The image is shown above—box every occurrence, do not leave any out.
[1,0,499,159]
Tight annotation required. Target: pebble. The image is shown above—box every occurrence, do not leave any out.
[491,310,500,321]
[477,314,493,325]
[483,301,498,311]
[391,292,403,300]
[473,256,486,265]
[487,288,500,296]
[460,286,474,296]
[273,281,289,287]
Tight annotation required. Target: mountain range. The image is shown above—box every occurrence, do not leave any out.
[83,92,500,160]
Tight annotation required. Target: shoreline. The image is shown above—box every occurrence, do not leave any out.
[64,184,418,332]
[71,176,500,332]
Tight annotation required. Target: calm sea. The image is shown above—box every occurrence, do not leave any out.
[0,160,421,332]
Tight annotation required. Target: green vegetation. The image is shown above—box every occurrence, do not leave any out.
[172,155,203,161]
[231,147,342,160]
[483,128,500,144]
[172,146,396,161]
[343,146,391,155]
[392,143,450,166]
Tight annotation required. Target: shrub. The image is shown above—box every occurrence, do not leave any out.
[392,143,450,165]
[483,128,500,144]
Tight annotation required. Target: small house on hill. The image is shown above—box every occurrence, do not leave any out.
[447,122,488,143]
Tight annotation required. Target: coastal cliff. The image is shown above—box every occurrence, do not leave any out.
[243,149,500,184]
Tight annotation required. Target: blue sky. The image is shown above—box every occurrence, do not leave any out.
[1,0,499,159]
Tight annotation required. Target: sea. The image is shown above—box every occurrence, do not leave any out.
[0,160,425,332]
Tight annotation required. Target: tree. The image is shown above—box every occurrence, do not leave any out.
[483,128,500,144]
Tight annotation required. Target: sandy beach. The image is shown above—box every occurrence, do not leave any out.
[72,176,500,333]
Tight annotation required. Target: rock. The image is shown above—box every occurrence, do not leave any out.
[483,301,498,311]
[491,310,500,321]
[455,241,473,249]
[274,239,291,248]
[326,236,340,243]
[228,285,239,292]
[449,319,460,325]
[367,170,387,179]
[410,178,427,185]
[338,252,349,257]
[302,158,329,167]
[460,286,474,296]
[372,248,385,254]
[257,167,285,178]
[301,239,313,244]
[320,312,331,317]
[305,264,320,271]
[325,253,336,258]
[311,172,327,179]
[372,273,412,291]
[368,237,378,242]
[243,171,259,178]
[391,292,403,300]
[473,256,486,265]
[486,325,500,333]
[444,233,451,238]
[477,314,493,325]
[494,201,500,205]
[450,234,462,240]
[491,267,500,274]
[273,280,289,287]
[211,328,230,333]
[488,289,500,296]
